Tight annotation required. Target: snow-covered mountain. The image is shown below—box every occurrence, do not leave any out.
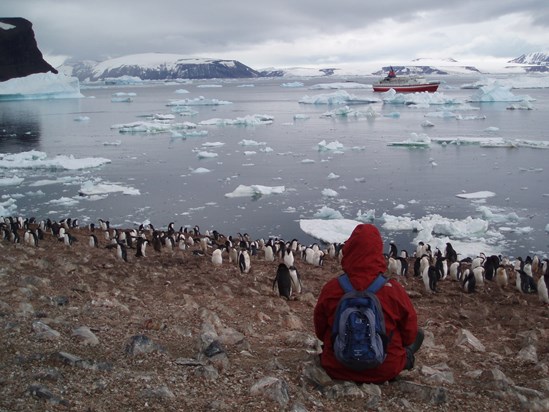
[78,53,259,81]
[508,52,549,72]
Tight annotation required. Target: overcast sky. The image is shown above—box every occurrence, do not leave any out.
[3,0,549,69]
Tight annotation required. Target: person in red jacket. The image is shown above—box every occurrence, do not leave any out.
[314,223,423,383]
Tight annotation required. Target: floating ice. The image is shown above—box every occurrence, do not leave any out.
[456,191,496,199]
[318,140,344,152]
[0,150,111,170]
[321,188,338,197]
[239,139,266,146]
[382,89,464,106]
[200,114,273,126]
[313,206,344,220]
[0,73,83,100]
[47,197,79,206]
[224,184,285,198]
[384,112,400,118]
[293,114,310,120]
[309,82,371,90]
[103,140,122,146]
[0,198,18,215]
[421,120,435,127]
[300,218,360,244]
[79,180,140,196]
[197,84,222,88]
[320,105,379,118]
[175,89,189,94]
[243,151,257,156]
[0,176,24,186]
[327,172,340,180]
[356,209,375,223]
[299,90,378,105]
[281,82,304,88]
[104,76,141,85]
[507,102,534,110]
[191,167,211,174]
[387,133,431,147]
[197,151,218,159]
[111,96,133,103]
[301,159,315,164]
[485,126,499,132]
[110,120,196,133]
[202,142,225,148]
[467,83,534,102]
[167,96,232,106]
[477,205,520,223]
[74,116,90,122]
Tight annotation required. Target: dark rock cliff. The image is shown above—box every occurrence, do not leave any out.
[0,17,58,82]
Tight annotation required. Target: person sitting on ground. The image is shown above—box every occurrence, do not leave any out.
[314,223,423,384]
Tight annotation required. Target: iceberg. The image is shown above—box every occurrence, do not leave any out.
[382,89,464,106]
[166,96,232,106]
[224,184,285,198]
[110,121,196,134]
[320,105,379,118]
[467,83,534,102]
[0,73,83,100]
[318,140,344,152]
[79,180,140,196]
[0,176,24,186]
[200,114,273,126]
[281,82,304,88]
[299,90,378,105]
[388,133,431,147]
[456,191,496,200]
[299,218,361,244]
[0,198,18,216]
[313,206,344,220]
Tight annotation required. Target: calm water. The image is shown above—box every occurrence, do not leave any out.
[1,75,548,257]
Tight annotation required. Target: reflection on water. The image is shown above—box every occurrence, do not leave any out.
[0,101,42,152]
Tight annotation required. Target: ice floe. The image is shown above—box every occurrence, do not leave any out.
[0,176,24,186]
[313,206,344,220]
[110,120,196,134]
[199,115,273,126]
[0,72,83,100]
[299,218,361,244]
[467,83,534,103]
[166,96,232,106]
[318,140,344,152]
[224,185,285,198]
[79,180,140,196]
[281,82,304,88]
[0,150,111,170]
[456,191,496,199]
[320,105,379,118]
[382,89,464,106]
[299,90,379,105]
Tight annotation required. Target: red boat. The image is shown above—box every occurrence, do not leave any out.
[373,67,440,93]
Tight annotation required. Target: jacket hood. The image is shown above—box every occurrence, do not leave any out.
[341,224,387,280]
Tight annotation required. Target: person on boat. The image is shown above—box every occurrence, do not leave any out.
[388,66,396,78]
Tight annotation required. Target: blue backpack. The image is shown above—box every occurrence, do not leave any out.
[331,273,389,370]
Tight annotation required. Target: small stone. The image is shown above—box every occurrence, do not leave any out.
[250,377,290,407]
[141,385,175,399]
[124,334,159,356]
[455,329,485,352]
[394,380,448,405]
[32,320,60,340]
[517,344,538,364]
[72,326,99,346]
[194,365,220,380]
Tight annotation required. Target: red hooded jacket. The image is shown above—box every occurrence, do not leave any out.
[314,224,418,383]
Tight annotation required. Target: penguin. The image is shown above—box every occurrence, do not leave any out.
[263,245,275,262]
[388,241,398,258]
[419,255,430,277]
[462,270,476,293]
[304,247,315,265]
[89,234,99,248]
[537,270,549,304]
[449,261,461,281]
[273,263,293,300]
[495,265,508,289]
[483,255,499,281]
[228,245,238,264]
[445,242,458,264]
[211,248,223,266]
[413,257,422,277]
[516,270,537,294]
[152,234,162,253]
[288,266,302,294]
[388,257,407,276]
[416,241,425,258]
[400,249,409,259]
[435,256,448,280]
[283,248,294,268]
[471,253,486,270]
[238,249,251,274]
[312,249,325,267]
[117,242,128,262]
[473,266,485,287]
[135,237,148,257]
[422,265,438,293]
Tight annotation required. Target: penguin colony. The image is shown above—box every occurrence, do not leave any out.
[2,216,548,305]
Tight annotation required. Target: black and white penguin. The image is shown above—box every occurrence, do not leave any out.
[537,270,549,305]
[89,234,99,248]
[273,263,293,300]
[435,256,448,280]
[471,253,486,270]
[238,249,251,274]
[388,241,398,258]
[283,248,294,268]
[483,255,500,281]
[288,266,302,294]
[516,269,537,294]
[462,270,476,293]
[444,242,458,264]
[422,265,438,293]
[449,261,461,281]
[135,237,148,257]
[263,245,275,262]
[473,266,485,288]
[117,242,128,262]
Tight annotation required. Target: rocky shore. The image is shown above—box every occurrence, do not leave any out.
[1,223,548,411]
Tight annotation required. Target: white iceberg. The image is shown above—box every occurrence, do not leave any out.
[467,83,534,103]
[200,114,273,126]
[321,188,339,197]
[313,206,344,220]
[382,89,464,106]
[456,191,496,199]
[299,90,378,105]
[110,120,196,134]
[300,218,360,244]
[224,184,285,198]
[79,180,140,196]
[196,151,218,159]
[0,73,83,100]
[318,140,344,152]
[167,96,232,106]
[47,197,79,206]
[0,150,111,170]
[0,176,24,186]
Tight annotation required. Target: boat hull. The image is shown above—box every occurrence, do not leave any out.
[373,83,440,93]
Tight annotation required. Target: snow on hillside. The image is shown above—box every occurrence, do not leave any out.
[509,52,549,65]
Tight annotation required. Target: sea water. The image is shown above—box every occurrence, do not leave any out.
[0,75,548,258]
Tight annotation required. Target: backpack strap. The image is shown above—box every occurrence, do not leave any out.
[338,273,387,294]
[367,274,388,294]
[337,273,355,293]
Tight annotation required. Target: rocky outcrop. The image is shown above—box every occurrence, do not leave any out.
[0,17,58,82]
